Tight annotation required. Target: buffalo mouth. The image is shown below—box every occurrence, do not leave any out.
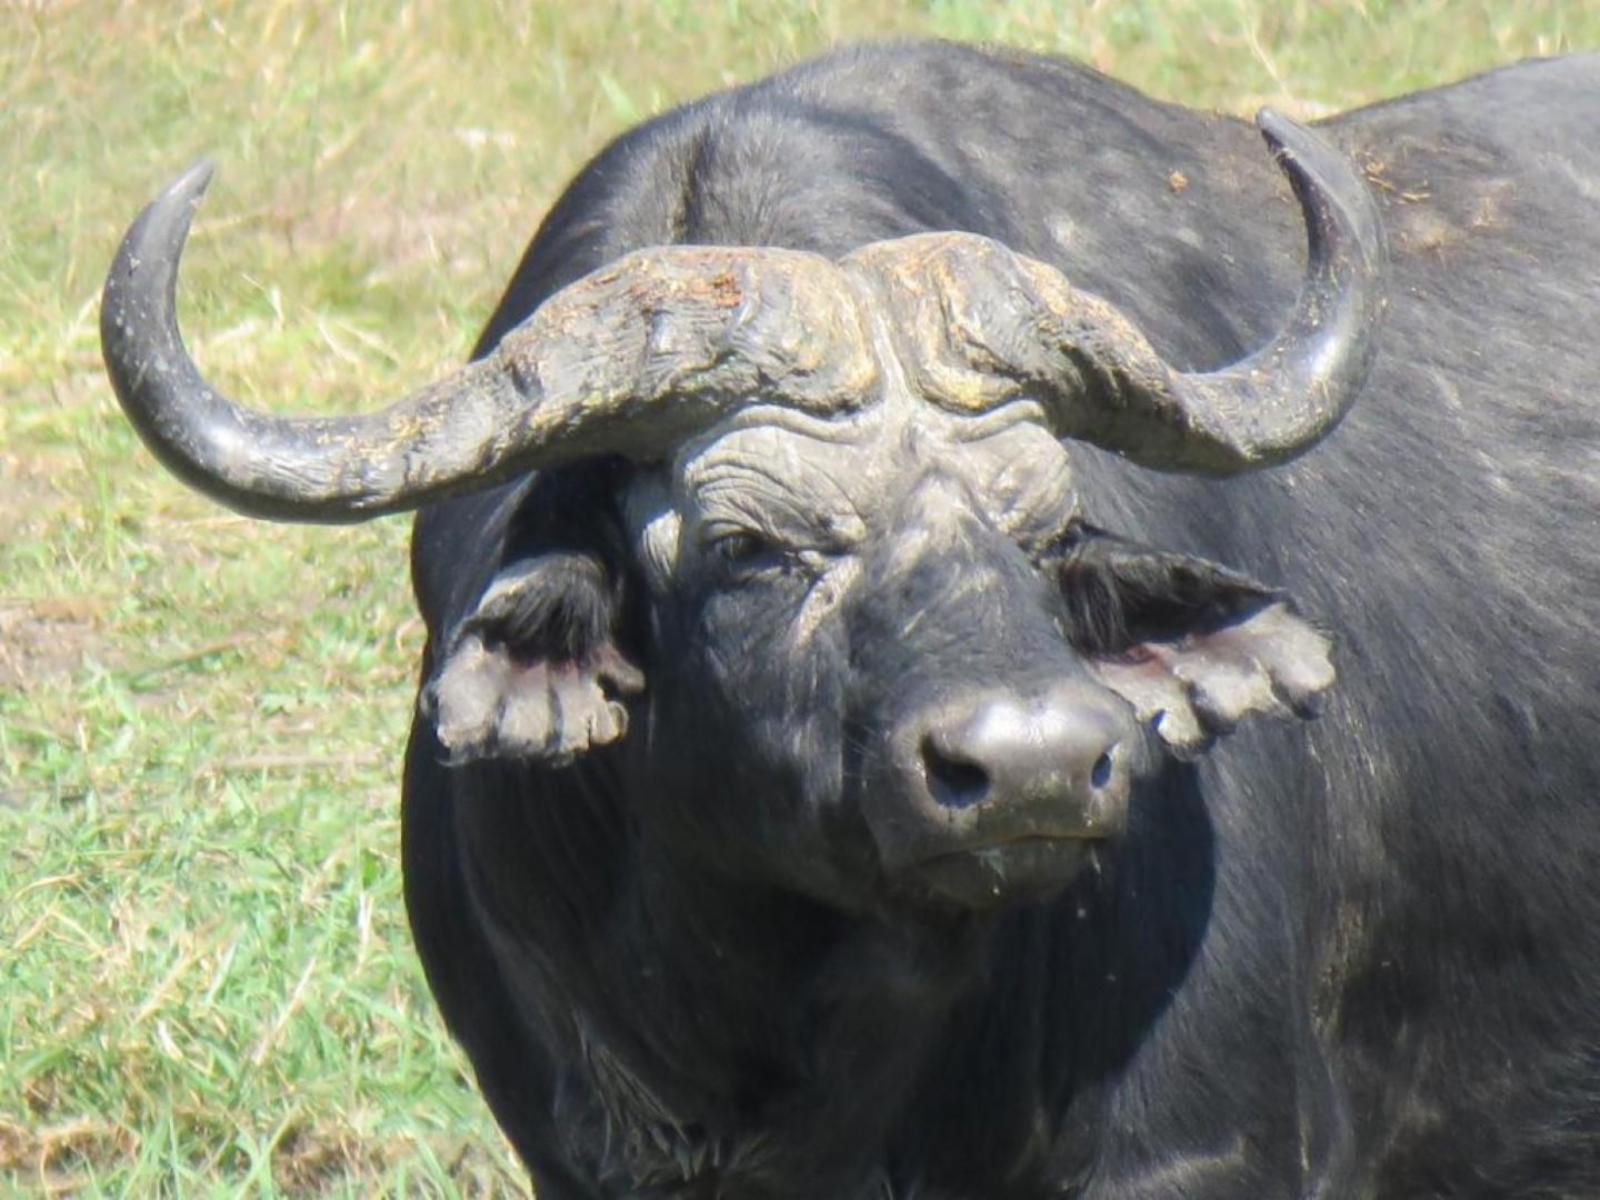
[898,834,1101,910]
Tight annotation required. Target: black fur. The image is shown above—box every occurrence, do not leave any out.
[1048,526,1283,658]
[405,42,1600,1198]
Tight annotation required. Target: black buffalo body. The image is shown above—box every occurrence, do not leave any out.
[105,41,1600,1200]
[405,46,1600,1197]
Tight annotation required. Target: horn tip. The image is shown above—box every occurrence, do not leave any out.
[167,157,218,207]
[1252,107,1386,272]
[110,158,219,285]
[1253,107,1305,161]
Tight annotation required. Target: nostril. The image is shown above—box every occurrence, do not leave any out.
[922,740,991,810]
[1091,751,1114,790]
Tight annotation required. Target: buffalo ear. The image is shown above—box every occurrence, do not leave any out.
[421,552,644,766]
[1052,528,1335,757]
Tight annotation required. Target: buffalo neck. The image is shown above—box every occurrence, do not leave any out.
[619,820,995,1161]
[500,753,1075,1190]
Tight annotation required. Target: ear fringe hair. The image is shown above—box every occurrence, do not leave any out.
[1048,528,1278,658]
[467,553,618,663]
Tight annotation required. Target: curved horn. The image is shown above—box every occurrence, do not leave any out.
[100,163,875,523]
[854,112,1387,476]
[1038,110,1388,474]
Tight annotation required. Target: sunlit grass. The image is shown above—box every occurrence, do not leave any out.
[3,0,1594,1193]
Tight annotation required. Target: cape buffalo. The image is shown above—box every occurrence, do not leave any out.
[101,41,1600,1199]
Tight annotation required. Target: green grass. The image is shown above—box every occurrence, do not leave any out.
[2,0,1594,1194]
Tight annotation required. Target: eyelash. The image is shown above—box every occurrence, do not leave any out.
[711,530,774,567]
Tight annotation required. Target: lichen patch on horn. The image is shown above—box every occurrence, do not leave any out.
[489,244,882,448]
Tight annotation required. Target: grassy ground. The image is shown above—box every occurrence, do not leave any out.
[2,1,1594,1194]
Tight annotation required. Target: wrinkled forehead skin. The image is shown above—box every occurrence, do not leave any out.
[626,236,1084,579]
[668,400,1077,563]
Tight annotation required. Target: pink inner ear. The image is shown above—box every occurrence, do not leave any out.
[427,634,643,766]
[426,549,646,765]
[1087,601,1335,755]
[1088,652,1207,754]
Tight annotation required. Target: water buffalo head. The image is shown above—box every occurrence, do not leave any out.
[101,112,1383,912]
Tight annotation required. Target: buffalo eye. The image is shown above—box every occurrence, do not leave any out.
[705,528,793,583]
[713,530,768,563]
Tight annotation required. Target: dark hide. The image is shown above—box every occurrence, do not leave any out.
[406,43,1600,1198]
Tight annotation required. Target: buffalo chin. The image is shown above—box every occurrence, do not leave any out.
[898,837,1098,910]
